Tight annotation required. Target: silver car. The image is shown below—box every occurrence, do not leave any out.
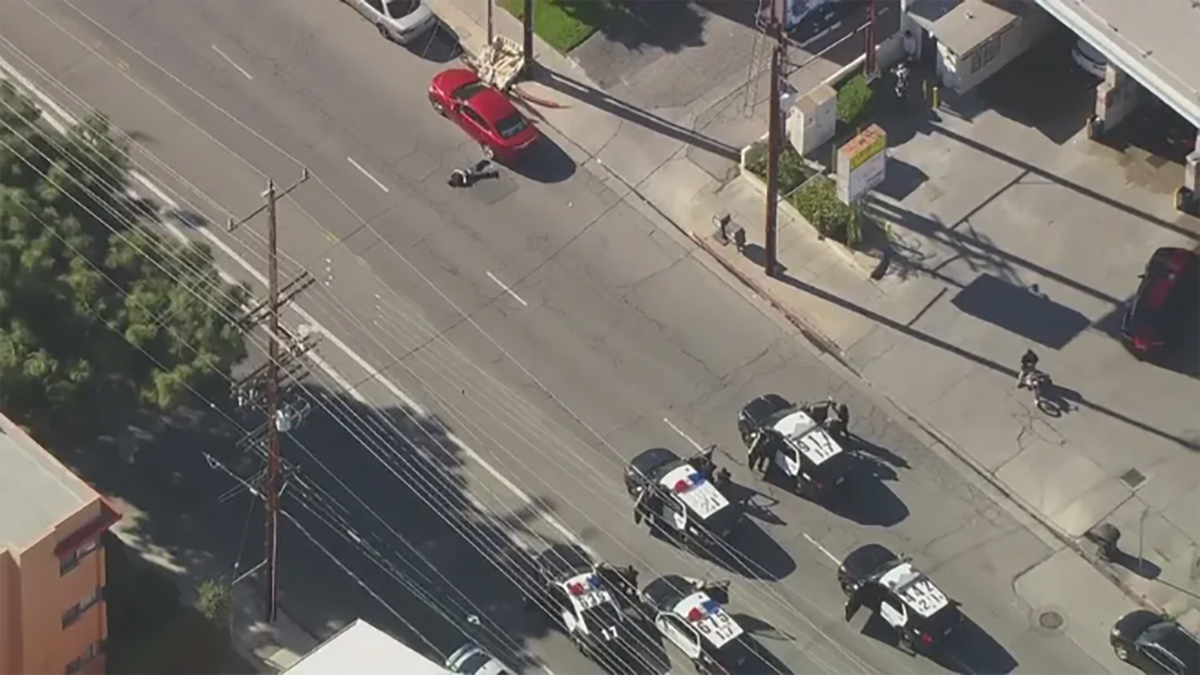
[344,0,437,44]
[445,643,515,675]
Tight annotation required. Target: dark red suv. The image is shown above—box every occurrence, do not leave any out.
[1120,247,1200,355]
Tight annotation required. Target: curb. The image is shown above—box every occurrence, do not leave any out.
[686,231,857,375]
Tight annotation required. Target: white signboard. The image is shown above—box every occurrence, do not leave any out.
[836,125,888,204]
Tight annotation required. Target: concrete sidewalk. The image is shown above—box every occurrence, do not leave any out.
[425,0,1198,655]
[112,499,319,674]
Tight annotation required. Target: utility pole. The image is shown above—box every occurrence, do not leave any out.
[227,169,309,623]
[486,0,494,47]
[763,0,785,279]
[864,0,878,78]
[522,0,534,78]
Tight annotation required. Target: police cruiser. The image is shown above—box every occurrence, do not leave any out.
[737,394,852,499]
[839,544,963,654]
[525,545,640,672]
[624,448,742,547]
[640,574,771,674]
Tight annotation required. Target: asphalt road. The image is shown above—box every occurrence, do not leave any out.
[0,1,1114,673]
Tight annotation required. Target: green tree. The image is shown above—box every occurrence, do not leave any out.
[0,82,247,435]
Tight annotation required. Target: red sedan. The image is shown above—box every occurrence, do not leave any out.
[429,69,539,163]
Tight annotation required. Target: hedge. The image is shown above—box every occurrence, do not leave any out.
[790,176,863,249]
[744,140,812,197]
[836,74,875,127]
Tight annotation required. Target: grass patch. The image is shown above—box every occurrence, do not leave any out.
[105,535,230,675]
[499,0,627,52]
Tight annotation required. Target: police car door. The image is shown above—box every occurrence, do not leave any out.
[879,597,908,633]
[663,493,688,532]
[551,586,577,633]
[656,612,702,660]
[773,437,801,479]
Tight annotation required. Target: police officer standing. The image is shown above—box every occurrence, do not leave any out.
[825,402,850,443]
[747,430,769,475]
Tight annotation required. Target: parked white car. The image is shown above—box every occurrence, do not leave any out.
[1072,38,1108,79]
[343,0,437,44]
[444,643,515,675]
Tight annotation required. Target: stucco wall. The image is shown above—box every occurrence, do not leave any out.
[15,500,108,675]
[0,551,20,675]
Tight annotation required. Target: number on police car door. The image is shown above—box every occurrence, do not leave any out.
[695,610,740,645]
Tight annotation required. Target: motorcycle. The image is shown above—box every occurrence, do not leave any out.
[893,62,910,100]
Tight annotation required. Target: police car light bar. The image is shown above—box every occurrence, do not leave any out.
[673,472,707,493]
[686,598,722,622]
[568,575,603,596]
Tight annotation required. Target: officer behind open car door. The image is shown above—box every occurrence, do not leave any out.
[626,447,743,551]
[839,544,964,655]
[640,574,770,674]
[525,546,642,673]
[738,394,853,500]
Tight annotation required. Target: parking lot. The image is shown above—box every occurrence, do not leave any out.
[819,19,1200,622]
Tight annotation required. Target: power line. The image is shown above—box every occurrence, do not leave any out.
[0,65,878,672]
[0,90,869,672]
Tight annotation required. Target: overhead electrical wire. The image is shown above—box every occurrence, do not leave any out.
[0,53,883,672]
[0,128,676,675]
[0,30,888,667]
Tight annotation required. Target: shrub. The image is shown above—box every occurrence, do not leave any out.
[790,176,861,247]
[778,145,810,196]
[195,578,234,630]
[744,140,767,177]
[745,140,811,195]
[837,74,874,126]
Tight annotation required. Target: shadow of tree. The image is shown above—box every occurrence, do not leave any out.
[50,378,570,672]
[566,0,707,54]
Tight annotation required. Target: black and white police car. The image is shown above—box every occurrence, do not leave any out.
[839,544,963,654]
[738,394,852,499]
[526,546,639,672]
[624,448,742,547]
[640,574,771,674]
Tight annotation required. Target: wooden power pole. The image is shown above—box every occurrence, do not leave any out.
[227,169,309,623]
[522,0,534,78]
[764,0,785,279]
[865,0,878,77]
[486,0,494,47]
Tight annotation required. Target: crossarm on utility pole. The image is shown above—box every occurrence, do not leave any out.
[226,169,310,232]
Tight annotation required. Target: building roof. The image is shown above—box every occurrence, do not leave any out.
[931,0,1019,57]
[284,620,451,675]
[1038,0,1200,127]
[0,414,96,552]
